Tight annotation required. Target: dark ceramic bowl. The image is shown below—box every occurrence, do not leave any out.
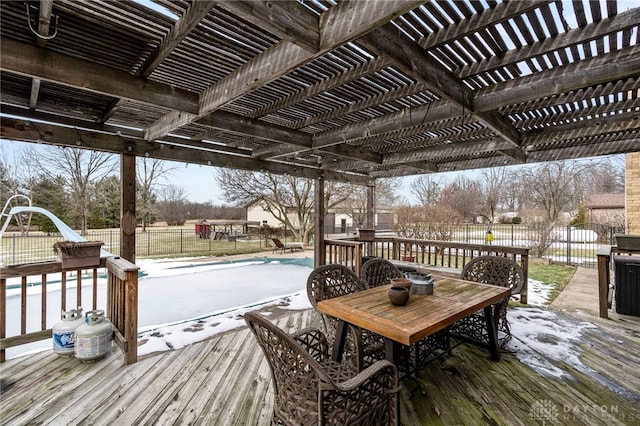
[390,277,412,290]
[388,286,410,306]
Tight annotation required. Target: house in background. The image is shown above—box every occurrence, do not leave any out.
[247,201,396,235]
[585,193,625,226]
[246,202,302,230]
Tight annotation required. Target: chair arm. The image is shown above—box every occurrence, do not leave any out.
[291,327,330,361]
[332,359,399,393]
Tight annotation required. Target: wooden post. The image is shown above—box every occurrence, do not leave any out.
[120,153,136,263]
[520,253,528,305]
[597,246,612,318]
[366,181,375,259]
[315,177,325,268]
[366,181,375,229]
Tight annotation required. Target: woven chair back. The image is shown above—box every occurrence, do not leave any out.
[361,258,404,288]
[461,255,524,295]
[244,311,328,423]
[306,264,366,308]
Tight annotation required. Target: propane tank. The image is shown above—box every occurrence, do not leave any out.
[52,307,84,356]
[74,310,113,361]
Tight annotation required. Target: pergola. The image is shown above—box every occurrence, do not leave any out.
[2,0,639,261]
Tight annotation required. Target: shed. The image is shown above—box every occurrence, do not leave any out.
[195,220,211,239]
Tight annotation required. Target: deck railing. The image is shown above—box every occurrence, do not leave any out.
[0,257,139,364]
[324,239,364,276]
[325,237,530,303]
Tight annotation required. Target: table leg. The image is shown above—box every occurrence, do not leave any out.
[331,320,348,362]
[384,338,397,364]
[484,305,500,361]
[384,338,401,425]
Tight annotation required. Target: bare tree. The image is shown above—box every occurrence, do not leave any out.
[216,169,366,244]
[583,155,625,194]
[501,168,524,212]
[157,184,188,225]
[480,167,507,222]
[394,203,462,240]
[519,160,589,257]
[33,147,116,234]
[439,176,483,222]
[410,175,442,206]
[0,144,21,203]
[337,178,399,228]
[216,170,317,244]
[137,158,178,232]
[519,160,588,226]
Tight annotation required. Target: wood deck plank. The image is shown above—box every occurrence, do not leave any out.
[120,340,222,425]
[2,351,121,425]
[1,308,639,426]
[38,348,165,425]
[87,343,207,425]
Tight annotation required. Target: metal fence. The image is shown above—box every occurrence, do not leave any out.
[331,222,623,268]
[1,223,623,268]
[0,229,270,266]
[414,223,623,268]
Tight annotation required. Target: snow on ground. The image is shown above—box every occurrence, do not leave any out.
[507,307,596,378]
[505,277,599,379]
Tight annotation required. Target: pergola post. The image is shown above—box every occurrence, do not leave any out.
[314,176,325,267]
[120,153,136,263]
[366,181,375,229]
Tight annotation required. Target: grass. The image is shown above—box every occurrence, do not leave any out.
[526,262,577,304]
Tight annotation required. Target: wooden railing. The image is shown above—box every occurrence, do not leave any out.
[324,239,364,276]
[0,257,138,364]
[597,246,640,318]
[325,237,530,303]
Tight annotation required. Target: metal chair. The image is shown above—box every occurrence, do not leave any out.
[361,258,404,288]
[307,264,386,370]
[245,311,399,426]
[451,255,525,348]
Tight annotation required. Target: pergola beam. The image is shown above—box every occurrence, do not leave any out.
[0,116,371,185]
[0,39,199,114]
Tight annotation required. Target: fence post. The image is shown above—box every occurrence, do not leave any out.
[511,224,514,246]
[609,226,615,245]
[566,225,572,265]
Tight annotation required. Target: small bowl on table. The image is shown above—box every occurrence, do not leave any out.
[388,286,410,306]
[390,277,412,290]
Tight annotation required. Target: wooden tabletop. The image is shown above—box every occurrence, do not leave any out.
[317,278,511,346]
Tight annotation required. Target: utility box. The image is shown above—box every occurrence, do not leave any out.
[614,256,640,316]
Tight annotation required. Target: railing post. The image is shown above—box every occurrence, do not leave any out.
[597,246,611,318]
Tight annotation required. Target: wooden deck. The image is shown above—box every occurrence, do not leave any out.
[1,305,639,425]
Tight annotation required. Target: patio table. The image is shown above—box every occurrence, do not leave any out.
[317,277,511,365]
